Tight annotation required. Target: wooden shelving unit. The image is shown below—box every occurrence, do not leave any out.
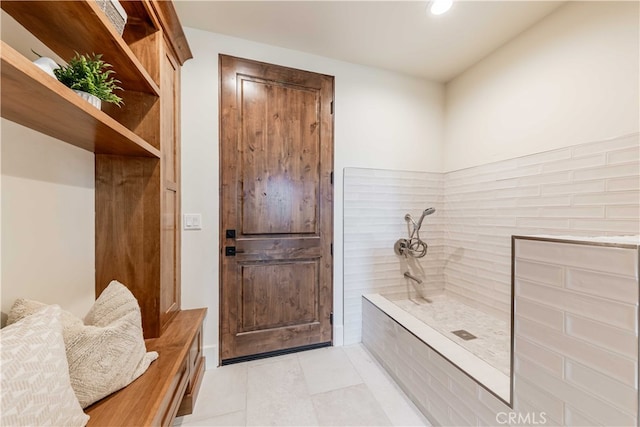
[1,0,192,335]
[1,0,160,95]
[0,41,160,157]
[1,1,200,422]
[2,0,193,336]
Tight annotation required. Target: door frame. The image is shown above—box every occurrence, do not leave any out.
[217,54,335,364]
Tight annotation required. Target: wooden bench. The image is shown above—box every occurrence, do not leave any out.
[86,309,207,426]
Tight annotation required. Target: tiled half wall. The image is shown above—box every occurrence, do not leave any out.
[363,237,639,426]
[344,133,640,344]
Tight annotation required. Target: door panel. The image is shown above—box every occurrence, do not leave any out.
[239,261,318,332]
[161,188,177,323]
[220,55,334,362]
[240,78,320,235]
[160,43,180,331]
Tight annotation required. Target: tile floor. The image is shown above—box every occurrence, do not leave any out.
[388,293,510,375]
[174,344,430,427]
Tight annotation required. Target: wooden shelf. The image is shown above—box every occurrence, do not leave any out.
[1,0,160,96]
[1,41,160,158]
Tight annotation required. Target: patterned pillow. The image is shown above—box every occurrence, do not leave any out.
[0,305,90,427]
[84,280,145,327]
[8,281,158,408]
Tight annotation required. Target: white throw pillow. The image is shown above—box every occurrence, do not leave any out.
[84,280,146,327]
[0,305,90,427]
[8,281,158,408]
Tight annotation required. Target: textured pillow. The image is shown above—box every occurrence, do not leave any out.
[0,305,90,427]
[8,281,158,408]
[8,298,83,341]
[84,280,144,327]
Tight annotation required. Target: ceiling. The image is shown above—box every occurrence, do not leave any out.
[173,1,565,83]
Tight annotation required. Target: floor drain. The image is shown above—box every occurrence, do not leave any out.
[451,329,477,340]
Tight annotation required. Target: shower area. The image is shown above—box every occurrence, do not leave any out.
[390,205,510,377]
[343,133,640,423]
[343,166,513,407]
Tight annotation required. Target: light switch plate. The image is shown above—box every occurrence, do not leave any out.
[184,213,202,230]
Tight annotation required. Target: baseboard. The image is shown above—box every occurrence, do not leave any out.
[204,344,218,370]
[333,324,344,346]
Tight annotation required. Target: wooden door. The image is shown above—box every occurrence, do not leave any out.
[219,55,334,363]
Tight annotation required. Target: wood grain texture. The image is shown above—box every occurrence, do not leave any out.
[159,40,181,334]
[0,41,160,158]
[1,0,159,95]
[125,30,162,89]
[162,47,178,182]
[86,309,207,427]
[95,155,162,338]
[160,189,178,330]
[149,0,194,65]
[176,355,204,416]
[233,322,323,357]
[102,89,161,150]
[120,0,161,86]
[241,78,320,235]
[120,0,160,34]
[219,55,334,361]
[96,27,184,340]
[240,261,318,331]
[177,325,204,416]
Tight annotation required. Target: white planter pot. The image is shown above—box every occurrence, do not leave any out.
[73,90,102,109]
[32,57,59,77]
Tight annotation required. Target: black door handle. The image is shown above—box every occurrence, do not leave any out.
[225,246,245,256]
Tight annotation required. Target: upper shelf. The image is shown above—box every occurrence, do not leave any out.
[1,0,160,96]
[1,41,160,158]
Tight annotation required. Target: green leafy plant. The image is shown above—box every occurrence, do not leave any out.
[54,52,123,106]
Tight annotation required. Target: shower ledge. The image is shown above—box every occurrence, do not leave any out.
[363,293,510,402]
[519,234,640,246]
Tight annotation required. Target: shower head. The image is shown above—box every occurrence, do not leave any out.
[416,207,436,229]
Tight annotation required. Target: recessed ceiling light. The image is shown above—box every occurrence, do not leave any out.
[430,0,453,15]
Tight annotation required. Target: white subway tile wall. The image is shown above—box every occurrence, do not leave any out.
[513,238,638,426]
[443,133,640,322]
[343,168,445,344]
[344,133,640,344]
[364,237,639,425]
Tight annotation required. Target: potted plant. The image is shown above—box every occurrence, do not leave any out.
[54,52,123,109]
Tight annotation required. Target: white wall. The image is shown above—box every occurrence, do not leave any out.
[445,1,640,172]
[179,28,445,366]
[1,120,96,320]
[0,12,95,321]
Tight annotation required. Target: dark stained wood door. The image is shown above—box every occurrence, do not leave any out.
[219,55,334,362]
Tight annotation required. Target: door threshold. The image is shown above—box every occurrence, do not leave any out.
[221,342,332,366]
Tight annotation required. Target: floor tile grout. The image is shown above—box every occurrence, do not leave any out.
[176,344,428,427]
